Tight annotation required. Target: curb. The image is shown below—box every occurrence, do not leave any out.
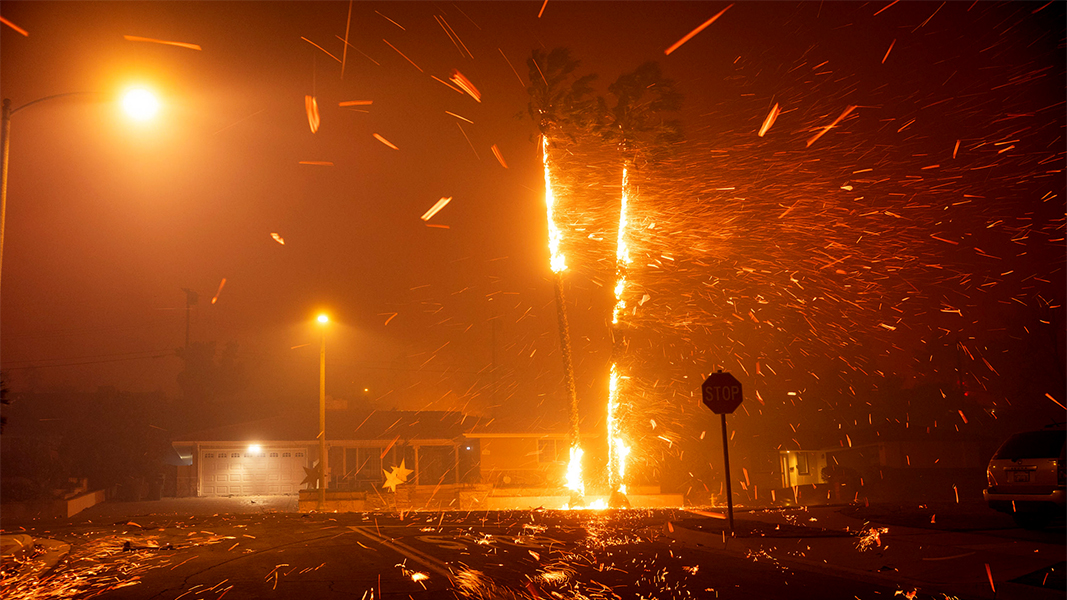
[0,536,71,583]
[0,534,35,561]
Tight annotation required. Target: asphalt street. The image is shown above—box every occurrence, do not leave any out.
[2,504,1063,600]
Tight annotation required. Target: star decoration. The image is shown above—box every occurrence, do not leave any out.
[382,459,413,492]
[301,462,323,487]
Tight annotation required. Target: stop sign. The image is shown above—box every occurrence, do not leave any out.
[702,371,743,414]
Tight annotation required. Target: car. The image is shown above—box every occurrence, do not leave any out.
[983,425,1065,529]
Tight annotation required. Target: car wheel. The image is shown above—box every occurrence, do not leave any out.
[1012,510,1052,530]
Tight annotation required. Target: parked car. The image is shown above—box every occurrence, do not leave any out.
[983,425,1065,529]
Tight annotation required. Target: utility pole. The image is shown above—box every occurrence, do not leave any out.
[316,314,329,510]
[1,99,12,296]
[181,288,198,350]
[491,308,499,408]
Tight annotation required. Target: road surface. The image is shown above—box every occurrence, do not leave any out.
[2,504,1062,599]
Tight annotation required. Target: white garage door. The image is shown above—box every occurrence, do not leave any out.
[200,448,307,496]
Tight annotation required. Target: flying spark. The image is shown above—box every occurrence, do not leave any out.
[373,133,399,150]
[664,4,733,56]
[124,35,201,50]
[421,197,452,221]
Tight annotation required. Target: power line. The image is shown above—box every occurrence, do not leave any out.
[2,351,174,370]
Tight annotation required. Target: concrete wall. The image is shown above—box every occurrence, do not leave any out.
[298,490,366,512]
[0,489,105,524]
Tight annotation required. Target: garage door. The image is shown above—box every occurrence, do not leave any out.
[200,448,307,496]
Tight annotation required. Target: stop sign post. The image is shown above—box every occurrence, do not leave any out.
[701,370,743,530]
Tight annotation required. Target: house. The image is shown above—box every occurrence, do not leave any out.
[171,407,685,510]
[170,409,481,506]
[776,434,991,504]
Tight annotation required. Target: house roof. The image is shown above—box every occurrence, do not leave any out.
[343,410,480,441]
[173,409,480,444]
[465,412,587,438]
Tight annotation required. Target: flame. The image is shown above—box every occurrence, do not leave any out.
[565,444,584,496]
[611,168,632,325]
[563,497,608,510]
[607,365,631,494]
[607,168,633,496]
[542,136,566,273]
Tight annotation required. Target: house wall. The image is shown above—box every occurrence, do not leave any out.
[477,437,566,487]
[481,438,539,471]
[779,450,827,488]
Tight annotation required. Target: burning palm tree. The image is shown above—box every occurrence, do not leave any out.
[598,62,683,505]
[527,48,598,502]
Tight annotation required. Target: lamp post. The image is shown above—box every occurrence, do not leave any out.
[317,313,329,509]
[0,88,159,294]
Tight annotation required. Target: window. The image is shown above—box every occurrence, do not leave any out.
[295,452,305,457]
[995,430,1065,460]
[282,452,291,458]
[269,452,279,458]
[538,440,562,463]
[796,452,811,476]
[204,453,214,459]
[346,447,383,482]
[258,453,266,457]
[417,445,456,485]
[243,453,251,457]
[231,452,240,458]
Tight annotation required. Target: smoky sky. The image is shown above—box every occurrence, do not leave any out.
[1,1,1064,447]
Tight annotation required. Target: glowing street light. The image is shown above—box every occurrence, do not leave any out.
[316,313,329,509]
[122,88,160,121]
[0,87,161,294]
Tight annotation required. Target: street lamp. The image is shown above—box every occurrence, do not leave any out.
[121,88,160,121]
[316,313,329,509]
[0,87,160,293]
